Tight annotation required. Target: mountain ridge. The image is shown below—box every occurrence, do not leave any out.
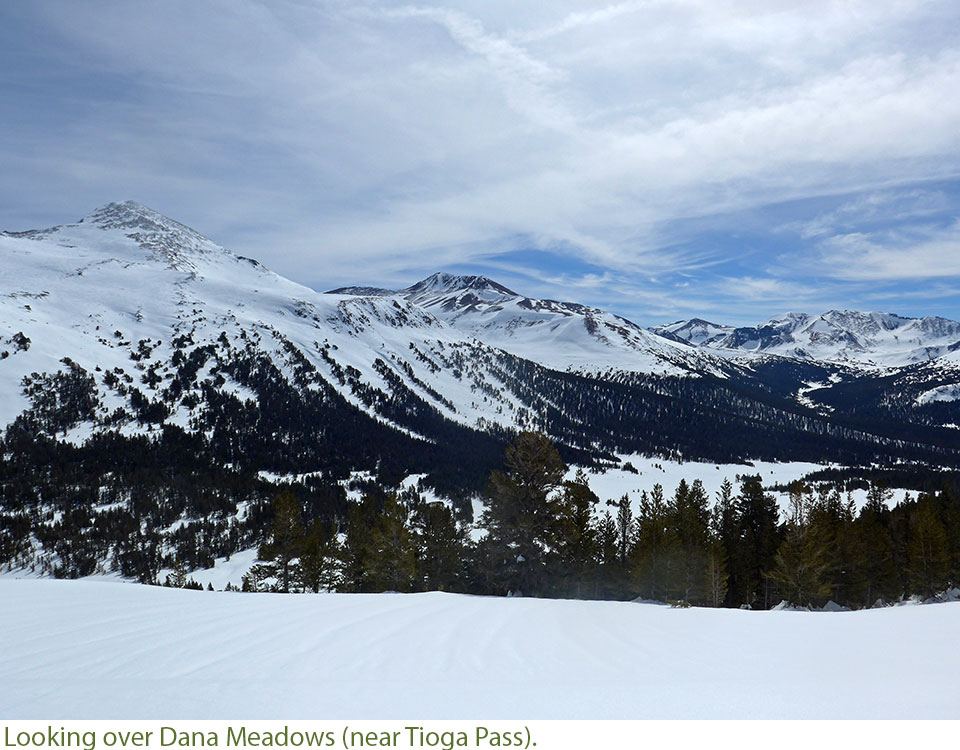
[3,203,960,588]
[653,309,960,367]
[3,202,959,474]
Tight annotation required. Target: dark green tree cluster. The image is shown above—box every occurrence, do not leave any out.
[461,433,960,608]
[4,417,959,608]
[244,486,469,594]
[214,432,960,607]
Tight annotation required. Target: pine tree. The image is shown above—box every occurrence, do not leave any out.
[551,469,599,597]
[166,558,188,588]
[732,478,781,608]
[257,491,305,593]
[855,483,897,606]
[596,510,619,597]
[340,492,381,592]
[939,487,960,586]
[412,500,467,592]
[907,498,949,597]
[632,484,674,601]
[808,484,858,605]
[713,477,738,606]
[296,519,340,593]
[669,479,711,603]
[480,431,566,596]
[614,494,634,567]
[365,493,417,592]
[766,482,830,607]
[705,494,729,607]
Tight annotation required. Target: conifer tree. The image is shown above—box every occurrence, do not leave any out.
[340,492,381,592]
[766,482,830,607]
[480,431,566,596]
[596,510,619,596]
[297,519,340,593]
[713,477,738,606]
[732,478,781,608]
[614,494,634,567]
[939,487,960,585]
[365,493,417,592]
[669,479,711,603]
[632,484,674,601]
[257,491,305,593]
[705,493,730,607]
[855,483,897,606]
[907,498,949,597]
[166,558,188,588]
[551,469,600,597]
[412,500,467,592]
[808,485,858,604]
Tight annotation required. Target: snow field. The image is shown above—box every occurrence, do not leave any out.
[577,455,910,516]
[1,579,958,719]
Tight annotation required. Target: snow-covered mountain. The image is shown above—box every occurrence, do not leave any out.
[654,310,960,367]
[5,203,960,588]
[3,202,958,478]
[0,201,557,441]
[331,272,726,377]
[652,318,734,347]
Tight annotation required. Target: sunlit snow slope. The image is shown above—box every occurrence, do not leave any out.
[1,580,958,719]
[333,272,724,377]
[0,202,574,436]
[3,202,958,472]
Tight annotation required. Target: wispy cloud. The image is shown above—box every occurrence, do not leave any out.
[2,0,960,323]
[514,1,651,43]
[783,188,952,239]
[816,221,960,281]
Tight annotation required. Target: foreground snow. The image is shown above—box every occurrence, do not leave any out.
[1,580,958,719]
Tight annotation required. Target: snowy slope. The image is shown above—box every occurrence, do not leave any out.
[3,202,957,476]
[0,202,564,437]
[333,273,728,377]
[659,310,960,367]
[652,318,734,346]
[2,579,958,719]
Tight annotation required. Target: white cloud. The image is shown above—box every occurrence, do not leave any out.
[784,188,951,239]
[2,0,960,319]
[817,221,960,281]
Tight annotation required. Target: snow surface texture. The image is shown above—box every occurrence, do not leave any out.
[1,580,958,719]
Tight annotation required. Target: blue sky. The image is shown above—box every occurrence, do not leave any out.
[2,1,960,325]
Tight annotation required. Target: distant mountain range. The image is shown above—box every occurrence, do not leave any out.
[330,272,725,377]
[653,311,960,367]
[332,275,960,370]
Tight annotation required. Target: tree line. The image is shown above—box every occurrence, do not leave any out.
[244,432,960,609]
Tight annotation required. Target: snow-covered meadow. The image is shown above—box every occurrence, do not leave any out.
[1,579,958,719]
[575,455,910,516]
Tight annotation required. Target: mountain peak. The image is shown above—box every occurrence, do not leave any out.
[78,201,226,272]
[84,201,190,234]
[404,273,517,297]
